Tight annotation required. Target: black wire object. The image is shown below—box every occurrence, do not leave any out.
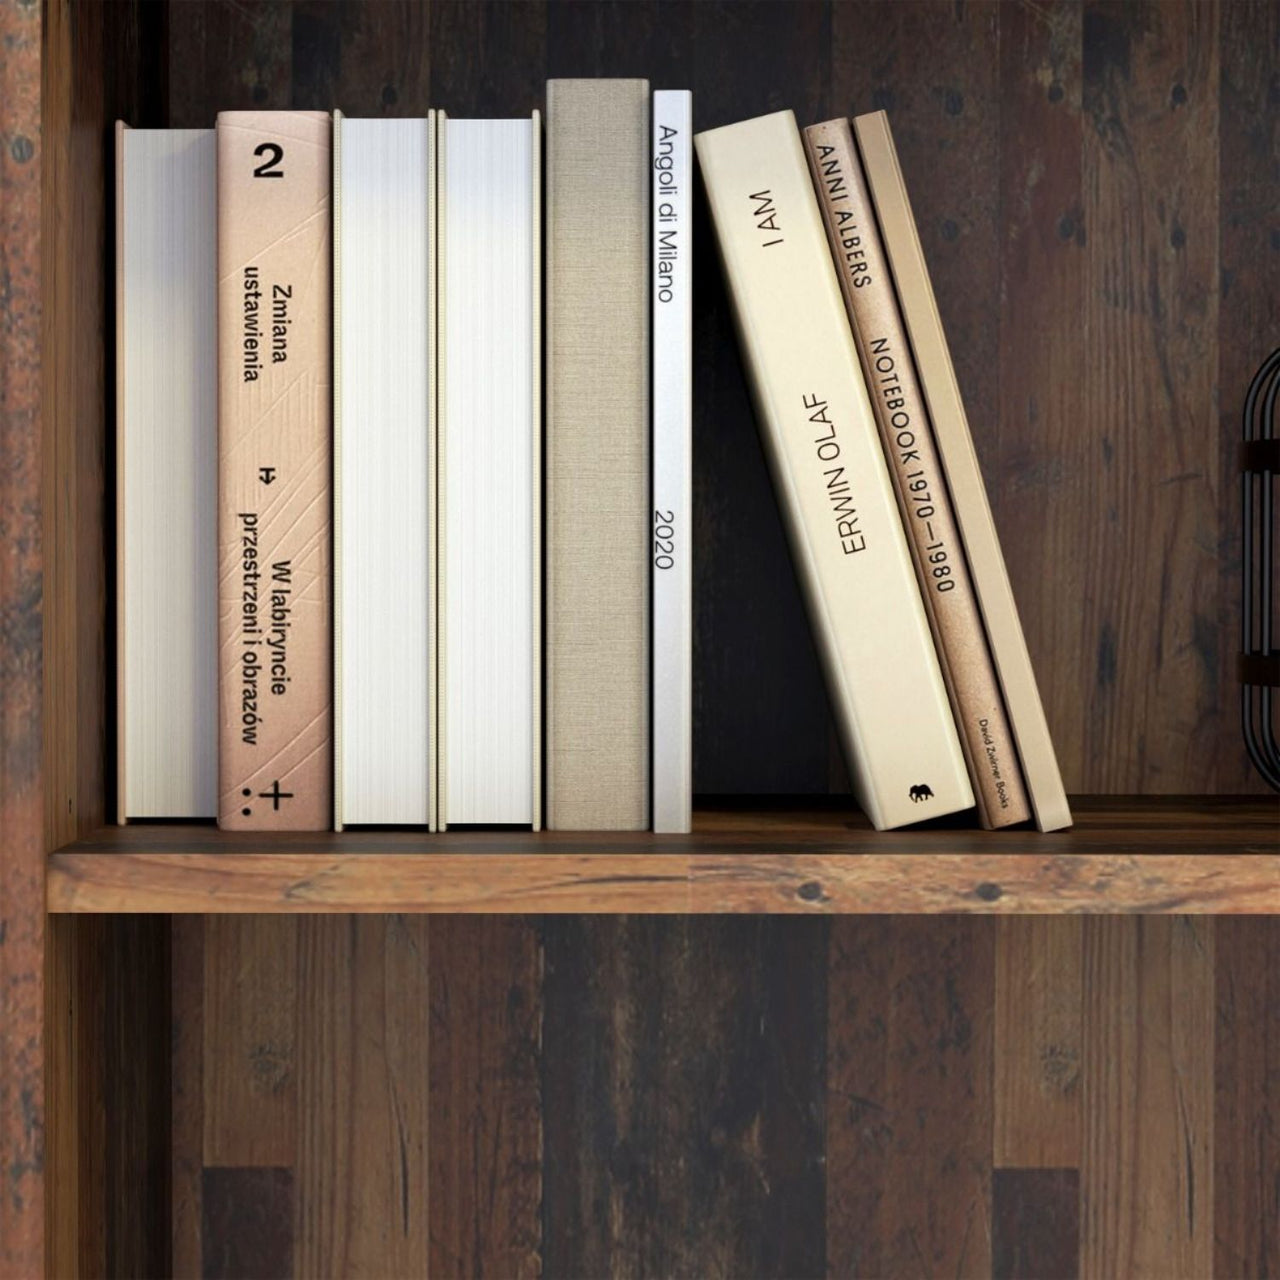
[1242,348,1280,791]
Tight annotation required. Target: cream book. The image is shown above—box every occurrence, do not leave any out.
[438,112,541,828]
[652,89,693,834]
[116,124,217,820]
[854,110,1071,832]
[217,110,332,831]
[696,110,972,830]
[333,113,435,829]
[545,79,651,830]
[804,117,1031,830]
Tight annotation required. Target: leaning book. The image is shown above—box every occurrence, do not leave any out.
[696,109,972,830]
[804,116,1031,830]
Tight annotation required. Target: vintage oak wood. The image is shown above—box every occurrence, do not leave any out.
[44,797,1280,915]
[2,0,1279,1277]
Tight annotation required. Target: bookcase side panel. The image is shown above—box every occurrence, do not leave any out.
[0,0,45,1273]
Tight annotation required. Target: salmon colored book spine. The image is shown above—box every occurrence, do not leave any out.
[217,110,332,830]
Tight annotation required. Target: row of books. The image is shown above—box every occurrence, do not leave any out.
[698,108,1069,831]
[118,82,691,834]
[116,79,1069,836]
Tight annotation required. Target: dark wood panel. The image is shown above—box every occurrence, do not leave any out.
[1080,917,1213,1277]
[1216,918,1280,1280]
[993,1168,1080,1280]
[996,0,1088,788]
[294,916,430,1276]
[685,0,838,793]
[542,917,827,1278]
[994,918,1082,1169]
[202,917,297,1169]
[171,916,204,1280]
[45,916,171,1280]
[1080,0,1223,793]
[201,1167,293,1280]
[826,917,994,1278]
[429,917,541,1279]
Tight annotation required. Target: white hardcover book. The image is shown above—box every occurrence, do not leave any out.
[334,113,436,827]
[651,90,693,834]
[438,113,541,828]
[116,124,217,820]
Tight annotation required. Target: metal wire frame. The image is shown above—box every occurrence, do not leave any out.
[1242,347,1280,791]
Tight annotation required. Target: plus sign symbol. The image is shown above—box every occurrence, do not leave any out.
[241,781,294,816]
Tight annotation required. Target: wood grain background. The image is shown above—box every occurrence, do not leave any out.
[164,0,1278,802]
[16,0,1280,1276]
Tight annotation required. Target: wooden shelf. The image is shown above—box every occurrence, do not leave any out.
[46,797,1279,915]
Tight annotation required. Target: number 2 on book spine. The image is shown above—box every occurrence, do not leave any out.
[252,143,284,178]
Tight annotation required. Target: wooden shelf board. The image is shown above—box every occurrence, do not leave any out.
[45,797,1278,914]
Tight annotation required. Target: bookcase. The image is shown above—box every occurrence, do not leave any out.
[4,1,1278,1277]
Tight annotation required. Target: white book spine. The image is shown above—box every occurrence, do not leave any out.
[651,90,693,834]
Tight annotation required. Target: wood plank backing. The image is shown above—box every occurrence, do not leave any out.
[1080,917,1214,1278]
[997,0,1088,789]
[202,917,298,1169]
[167,0,292,128]
[201,1167,293,1280]
[1080,0,1222,792]
[1215,918,1280,1279]
[826,917,994,1279]
[993,1167,1080,1280]
[542,918,827,1278]
[429,917,541,1279]
[1218,0,1280,794]
[294,916,431,1278]
[171,916,204,1280]
[0,0,44,1268]
[994,917,1082,1168]
[687,0,837,793]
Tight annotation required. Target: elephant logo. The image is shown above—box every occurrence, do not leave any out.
[908,783,934,803]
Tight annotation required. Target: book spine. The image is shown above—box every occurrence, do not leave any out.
[217,111,332,830]
[854,110,1071,832]
[545,79,651,831]
[803,118,1031,829]
[652,90,693,834]
[695,110,972,830]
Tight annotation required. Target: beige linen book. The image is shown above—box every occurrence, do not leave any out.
[854,109,1070,831]
[545,79,650,830]
[116,124,217,820]
[696,110,972,830]
[217,110,332,831]
[804,118,1030,829]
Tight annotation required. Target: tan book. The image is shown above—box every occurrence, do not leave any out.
[853,110,1071,831]
[696,109,973,830]
[804,118,1030,830]
[217,111,332,830]
[545,79,650,830]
